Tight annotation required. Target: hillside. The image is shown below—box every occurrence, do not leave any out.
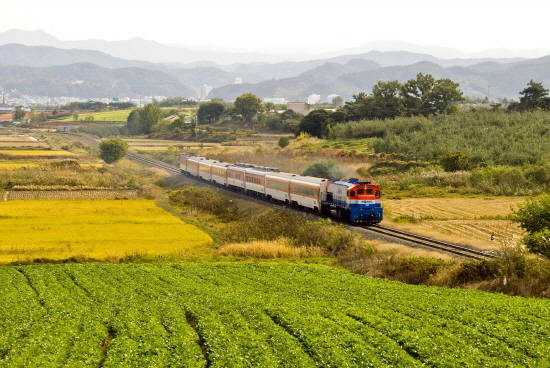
[210,56,550,100]
[0,63,195,98]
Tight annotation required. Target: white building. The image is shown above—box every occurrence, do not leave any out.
[306,94,321,105]
[199,84,213,100]
[262,97,287,105]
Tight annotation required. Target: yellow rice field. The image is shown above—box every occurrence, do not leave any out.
[0,150,76,158]
[382,197,526,249]
[0,200,213,263]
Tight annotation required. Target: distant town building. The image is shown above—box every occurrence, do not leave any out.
[234,77,243,85]
[199,84,213,100]
[56,126,73,133]
[306,94,321,105]
[262,97,287,105]
[287,102,310,116]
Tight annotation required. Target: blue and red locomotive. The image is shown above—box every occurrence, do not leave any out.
[180,154,383,224]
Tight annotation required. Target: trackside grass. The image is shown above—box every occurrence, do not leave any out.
[0,200,212,263]
[0,263,548,367]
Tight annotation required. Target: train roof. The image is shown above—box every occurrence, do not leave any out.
[289,175,327,186]
[331,179,375,188]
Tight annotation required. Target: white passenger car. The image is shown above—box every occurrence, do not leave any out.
[265,172,295,202]
[210,161,231,185]
[289,176,328,210]
[227,166,247,190]
[244,168,267,195]
[185,156,206,177]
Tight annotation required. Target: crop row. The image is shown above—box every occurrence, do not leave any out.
[0,263,548,367]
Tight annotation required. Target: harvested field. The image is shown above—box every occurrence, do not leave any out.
[0,135,38,142]
[0,142,49,148]
[383,197,526,249]
[0,200,212,263]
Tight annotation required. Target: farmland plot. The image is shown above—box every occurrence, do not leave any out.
[0,263,547,367]
[0,200,212,263]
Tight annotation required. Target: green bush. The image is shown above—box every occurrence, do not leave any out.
[523,230,550,258]
[513,195,550,233]
[302,159,344,180]
[278,136,290,148]
[99,138,128,164]
[439,152,471,172]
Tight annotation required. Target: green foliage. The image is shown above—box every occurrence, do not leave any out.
[197,102,225,124]
[13,107,25,121]
[523,229,550,258]
[126,104,162,135]
[234,93,262,124]
[302,159,344,180]
[99,138,128,164]
[278,136,289,148]
[329,110,550,166]
[513,196,550,257]
[339,74,463,122]
[440,152,472,172]
[511,80,550,111]
[77,125,124,138]
[2,263,547,366]
[513,195,550,234]
[297,110,331,137]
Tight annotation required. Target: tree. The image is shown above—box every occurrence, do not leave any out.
[278,136,290,148]
[99,138,128,164]
[234,93,262,125]
[139,104,161,134]
[197,102,225,124]
[518,80,550,111]
[297,110,331,138]
[513,195,550,257]
[126,109,142,135]
[371,80,404,119]
[13,107,25,121]
[332,95,344,106]
[302,160,344,180]
[401,73,463,116]
[72,114,79,121]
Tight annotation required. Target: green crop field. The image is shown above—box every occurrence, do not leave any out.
[55,107,197,122]
[0,263,547,367]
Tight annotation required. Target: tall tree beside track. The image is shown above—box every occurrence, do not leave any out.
[513,80,550,111]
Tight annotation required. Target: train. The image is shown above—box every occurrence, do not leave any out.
[179,154,383,224]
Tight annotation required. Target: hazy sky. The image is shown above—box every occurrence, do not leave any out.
[1,0,548,55]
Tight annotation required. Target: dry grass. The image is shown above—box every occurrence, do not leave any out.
[219,239,324,258]
[0,199,213,263]
[372,241,454,260]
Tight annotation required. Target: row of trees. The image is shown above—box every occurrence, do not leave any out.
[297,73,464,137]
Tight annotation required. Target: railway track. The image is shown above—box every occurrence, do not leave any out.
[125,152,497,260]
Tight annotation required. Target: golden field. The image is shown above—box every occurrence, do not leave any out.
[382,197,526,249]
[0,150,76,158]
[0,200,213,263]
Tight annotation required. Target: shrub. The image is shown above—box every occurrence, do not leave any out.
[278,136,290,148]
[523,229,550,257]
[169,187,241,221]
[99,138,128,164]
[439,152,471,172]
[513,195,550,233]
[302,159,344,180]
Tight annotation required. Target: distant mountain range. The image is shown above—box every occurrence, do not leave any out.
[1,29,550,100]
[0,63,194,98]
[210,56,550,101]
